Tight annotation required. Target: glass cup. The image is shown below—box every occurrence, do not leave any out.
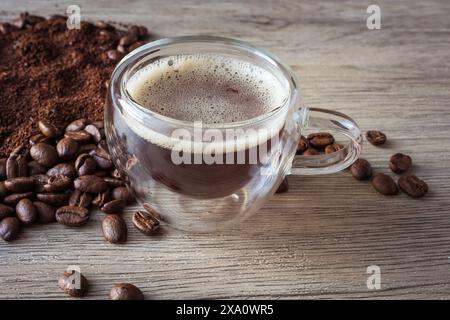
[105,36,362,232]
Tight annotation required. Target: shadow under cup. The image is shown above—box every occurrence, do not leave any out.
[105,36,300,231]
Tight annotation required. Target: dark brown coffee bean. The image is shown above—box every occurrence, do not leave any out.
[33,201,55,223]
[389,153,412,174]
[296,136,308,154]
[36,193,69,206]
[107,50,121,61]
[58,269,89,297]
[398,175,428,198]
[65,119,88,132]
[28,161,47,176]
[68,190,93,208]
[109,283,144,300]
[302,148,320,156]
[0,217,22,241]
[47,163,77,179]
[38,120,61,138]
[0,158,7,179]
[371,173,398,196]
[132,210,160,235]
[0,203,14,220]
[44,175,72,193]
[0,181,9,199]
[101,199,126,214]
[102,214,127,243]
[32,174,49,192]
[4,177,35,193]
[90,148,113,169]
[92,191,111,207]
[275,177,289,193]
[325,143,344,154]
[366,130,387,146]
[74,175,108,193]
[15,198,37,225]
[56,206,89,227]
[350,159,373,180]
[56,138,79,160]
[119,33,138,46]
[84,124,103,143]
[29,133,53,145]
[30,143,58,167]
[103,177,125,187]
[6,153,18,178]
[64,130,92,143]
[112,187,132,203]
[307,132,335,149]
[3,192,34,206]
[75,154,97,176]
[128,41,145,52]
[77,143,98,155]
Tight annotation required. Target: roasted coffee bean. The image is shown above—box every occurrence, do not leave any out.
[32,174,49,192]
[15,198,37,225]
[398,175,428,198]
[90,148,113,169]
[75,154,97,176]
[77,143,97,155]
[350,159,373,180]
[38,120,60,138]
[4,177,35,193]
[29,133,53,145]
[102,214,127,243]
[30,143,58,167]
[371,173,398,196]
[74,175,109,193]
[275,177,289,193]
[296,136,308,154]
[56,137,79,160]
[3,192,34,206]
[6,153,18,178]
[128,41,145,52]
[119,33,138,46]
[389,153,412,174]
[84,124,103,143]
[112,187,132,203]
[366,130,387,146]
[33,201,55,223]
[58,269,89,297]
[132,210,160,235]
[36,193,69,206]
[103,177,125,187]
[68,190,93,208]
[101,199,126,214]
[325,143,344,154]
[64,130,92,143]
[92,191,111,207]
[0,217,22,241]
[28,161,47,176]
[65,119,88,132]
[107,50,121,61]
[0,203,14,220]
[44,175,72,193]
[47,163,77,179]
[307,132,335,149]
[56,206,89,227]
[0,181,9,199]
[302,148,320,156]
[0,158,7,179]
[109,283,144,300]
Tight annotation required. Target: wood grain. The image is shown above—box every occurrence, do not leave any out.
[1,0,450,299]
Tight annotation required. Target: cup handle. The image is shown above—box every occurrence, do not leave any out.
[290,107,362,175]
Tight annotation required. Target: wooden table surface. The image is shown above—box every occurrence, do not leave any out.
[1,0,450,299]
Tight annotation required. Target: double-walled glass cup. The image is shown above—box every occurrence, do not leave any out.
[105,36,362,232]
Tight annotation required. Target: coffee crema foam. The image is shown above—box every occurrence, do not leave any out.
[124,54,289,154]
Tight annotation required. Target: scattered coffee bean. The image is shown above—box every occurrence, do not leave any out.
[58,269,88,297]
[15,198,37,225]
[36,193,69,206]
[56,137,79,160]
[302,148,320,156]
[44,174,72,193]
[30,143,58,167]
[0,203,14,220]
[47,163,77,179]
[102,214,127,243]
[112,187,132,203]
[109,283,144,300]
[350,159,373,180]
[65,119,88,132]
[38,120,60,138]
[64,130,92,143]
[296,136,308,154]
[56,206,89,227]
[90,147,113,169]
[33,201,56,223]
[28,160,47,175]
[3,192,34,206]
[275,177,289,193]
[84,124,103,143]
[0,217,22,241]
[371,173,398,196]
[325,143,344,154]
[92,191,111,207]
[389,153,412,174]
[75,154,97,176]
[307,132,335,149]
[398,175,428,198]
[366,130,387,146]
[101,199,126,214]
[132,210,160,235]
[4,177,35,193]
[74,175,108,193]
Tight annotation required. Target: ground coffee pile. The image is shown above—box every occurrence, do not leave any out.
[0,13,145,156]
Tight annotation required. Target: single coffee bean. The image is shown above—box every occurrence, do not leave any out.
[0,158,7,179]
[75,154,97,176]
[0,203,14,220]
[0,217,22,241]
[275,177,289,193]
[84,124,103,143]
[38,120,60,138]
[68,190,93,208]
[296,135,308,154]
[3,192,34,206]
[65,119,88,132]
[74,175,109,193]
[90,147,113,169]
[0,181,9,199]
[6,153,18,178]
[371,173,398,196]
[56,137,79,160]
[64,130,92,143]
[28,160,47,176]
[92,191,111,207]
[33,201,55,223]
[15,198,37,225]
[102,214,127,243]
[101,199,126,214]
[58,269,89,297]
[32,174,49,192]
[36,193,69,206]
[30,143,58,167]
[302,148,320,156]
[307,132,335,149]
[44,174,72,193]
[77,143,98,155]
[325,143,344,154]
[29,133,53,145]
[56,206,89,227]
[366,130,387,146]
[103,177,125,188]
[398,175,428,198]
[132,210,160,235]
[112,187,132,203]
[47,163,77,179]
[119,33,138,46]
[4,177,35,193]
[109,283,144,300]
[389,153,412,174]
[350,159,373,180]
